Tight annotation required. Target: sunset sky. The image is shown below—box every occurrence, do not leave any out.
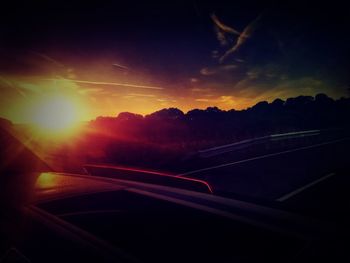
[1,1,349,123]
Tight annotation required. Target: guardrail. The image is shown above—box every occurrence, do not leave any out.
[198,130,321,158]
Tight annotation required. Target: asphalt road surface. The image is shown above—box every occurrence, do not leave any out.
[180,138,350,203]
[281,169,350,224]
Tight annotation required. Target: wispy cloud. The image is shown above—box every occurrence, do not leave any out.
[200,64,238,76]
[78,88,104,95]
[235,58,245,63]
[112,63,129,71]
[127,93,156,98]
[214,27,230,46]
[219,95,235,104]
[211,12,265,63]
[219,13,264,63]
[211,14,241,46]
[194,95,237,108]
[157,98,177,102]
[45,78,164,90]
[200,68,217,76]
[191,87,213,92]
[232,75,347,103]
[211,50,220,59]
[221,64,238,71]
[195,98,210,102]
[211,14,241,35]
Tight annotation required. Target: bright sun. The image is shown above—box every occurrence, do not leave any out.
[29,94,84,138]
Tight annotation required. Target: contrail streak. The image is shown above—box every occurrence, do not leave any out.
[112,63,129,70]
[211,14,241,35]
[45,78,164,90]
[219,13,264,63]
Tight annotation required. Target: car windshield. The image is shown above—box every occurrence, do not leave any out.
[1,1,350,219]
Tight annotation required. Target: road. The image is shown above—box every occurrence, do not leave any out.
[281,169,350,224]
[179,138,350,202]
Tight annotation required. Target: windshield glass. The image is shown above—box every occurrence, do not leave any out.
[1,1,349,211]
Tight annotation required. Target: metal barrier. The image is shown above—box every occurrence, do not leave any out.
[198,130,321,158]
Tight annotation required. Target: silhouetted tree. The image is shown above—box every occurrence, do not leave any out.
[88,94,350,155]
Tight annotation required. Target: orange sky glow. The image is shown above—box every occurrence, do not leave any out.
[0,52,346,126]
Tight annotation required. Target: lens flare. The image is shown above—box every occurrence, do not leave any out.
[35,172,57,189]
[28,94,86,139]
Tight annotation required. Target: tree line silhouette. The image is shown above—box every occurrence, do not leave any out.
[90,93,350,150]
[2,93,349,173]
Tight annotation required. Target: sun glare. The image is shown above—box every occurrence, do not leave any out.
[29,94,85,138]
